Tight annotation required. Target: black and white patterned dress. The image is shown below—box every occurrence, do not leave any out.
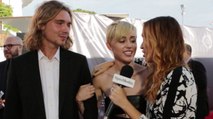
[146,67,197,119]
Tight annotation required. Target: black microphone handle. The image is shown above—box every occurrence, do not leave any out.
[104,100,114,117]
[105,85,123,118]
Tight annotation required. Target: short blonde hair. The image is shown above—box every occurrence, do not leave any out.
[106,21,136,43]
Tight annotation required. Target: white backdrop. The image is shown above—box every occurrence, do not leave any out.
[69,13,213,71]
[70,13,213,110]
[1,12,213,110]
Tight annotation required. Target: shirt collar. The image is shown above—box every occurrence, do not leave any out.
[38,48,60,61]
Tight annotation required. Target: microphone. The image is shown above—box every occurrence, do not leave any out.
[104,65,134,119]
[0,91,5,109]
[0,91,4,99]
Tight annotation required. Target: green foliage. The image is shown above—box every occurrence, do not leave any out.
[0,2,20,32]
[0,2,13,17]
[3,24,20,32]
[73,8,96,14]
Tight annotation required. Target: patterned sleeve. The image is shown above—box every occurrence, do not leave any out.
[172,67,197,118]
[147,67,197,119]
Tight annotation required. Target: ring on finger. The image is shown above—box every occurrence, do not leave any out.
[111,87,113,92]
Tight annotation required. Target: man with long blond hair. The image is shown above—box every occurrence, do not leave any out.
[4,1,97,119]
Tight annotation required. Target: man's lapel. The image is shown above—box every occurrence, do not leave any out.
[59,48,69,114]
[31,51,46,116]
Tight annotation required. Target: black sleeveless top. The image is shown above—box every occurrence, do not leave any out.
[105,95,146,119]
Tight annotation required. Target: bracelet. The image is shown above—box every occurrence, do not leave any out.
[138,114,147,119]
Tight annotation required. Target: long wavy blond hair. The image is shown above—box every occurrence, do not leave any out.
[142,16,185,102]
[24,0,73,51]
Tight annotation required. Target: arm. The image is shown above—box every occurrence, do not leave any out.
[79,57,98,119]
[76,83,95,114]
[92,75,104,105]
[109,84,143,119]
[160,69,197,118]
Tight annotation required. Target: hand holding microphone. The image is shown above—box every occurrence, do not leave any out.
[110,84,128,106]
[104,65,134,118]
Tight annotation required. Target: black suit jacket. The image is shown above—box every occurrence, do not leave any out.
[4,48,98,119]
[0,60,10,119]
[188,59,209,119]
[0,60,10,97]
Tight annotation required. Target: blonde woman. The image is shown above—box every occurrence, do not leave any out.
[93,21,148,119]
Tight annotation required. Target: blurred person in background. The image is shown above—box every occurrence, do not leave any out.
[0,36,23,119]
[184,43,209,119]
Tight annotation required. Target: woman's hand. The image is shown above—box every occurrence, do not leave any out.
[109,84,128,108]
[76,83,95,102]
[109,84,143,119]
[0,99,5,109]
[76,83,95,115]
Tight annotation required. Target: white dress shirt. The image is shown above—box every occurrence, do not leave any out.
[38,48,60,119]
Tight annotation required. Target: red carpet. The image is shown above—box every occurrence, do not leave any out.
[205,111,213,119]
